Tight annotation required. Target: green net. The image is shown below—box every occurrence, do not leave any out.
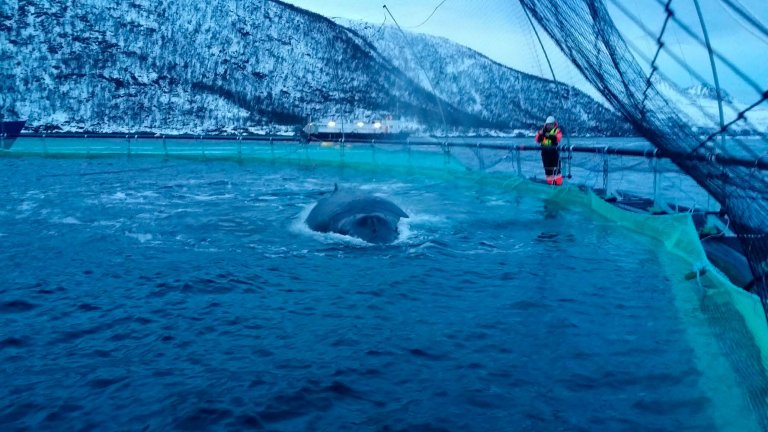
[518,0,768,325]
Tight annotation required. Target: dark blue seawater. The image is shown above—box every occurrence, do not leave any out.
[0,156,730,430]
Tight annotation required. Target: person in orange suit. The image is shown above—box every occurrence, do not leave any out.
[535,116,563,186]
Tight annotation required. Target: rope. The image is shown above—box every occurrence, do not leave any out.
[371,11,388,40]
[717,0,768,45]
[701,212,731,242]
[406,0,448,29]
[720,0,768,41]
[520,3,557,83]
[382,5,448,134]
[640,0,674,115]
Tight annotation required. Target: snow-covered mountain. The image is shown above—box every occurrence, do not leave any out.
[653,80,768,135]
[1,0,631,135]
[685,84,733,104]
[339,20,634,136]
[1,0,451,134]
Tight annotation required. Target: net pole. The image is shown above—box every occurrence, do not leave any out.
[520,3,557,83]
[692,0,726,150]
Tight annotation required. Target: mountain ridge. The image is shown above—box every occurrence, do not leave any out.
[1,0,633,136]
[338,19,634,136]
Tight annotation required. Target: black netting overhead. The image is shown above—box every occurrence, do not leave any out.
[518,0,768,317]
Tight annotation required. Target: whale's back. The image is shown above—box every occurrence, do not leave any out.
[305,190,408,242]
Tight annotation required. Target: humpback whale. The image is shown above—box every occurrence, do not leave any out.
[305,186,408,244]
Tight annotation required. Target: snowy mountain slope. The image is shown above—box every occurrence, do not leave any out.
[339,20,634,136]
[1,0,628,135]
[657,82,768,135]
[1,0,485,133]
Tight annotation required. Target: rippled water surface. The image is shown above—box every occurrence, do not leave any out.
[0,156,744,430]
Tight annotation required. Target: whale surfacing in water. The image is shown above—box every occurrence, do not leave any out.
[305,187,408,244]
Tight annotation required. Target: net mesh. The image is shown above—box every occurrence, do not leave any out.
[519,0,768,321]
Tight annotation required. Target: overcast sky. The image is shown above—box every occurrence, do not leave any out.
[281,0,768,103]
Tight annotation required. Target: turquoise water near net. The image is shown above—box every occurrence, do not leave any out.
[0,152,764,430]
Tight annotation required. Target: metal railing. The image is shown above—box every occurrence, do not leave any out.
[3,133,747,214]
